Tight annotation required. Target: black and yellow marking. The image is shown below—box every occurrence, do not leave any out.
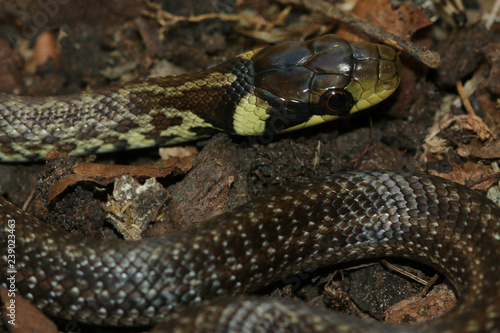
[0,35,400,162]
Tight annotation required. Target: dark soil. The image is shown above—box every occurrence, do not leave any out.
[0,1,499,332]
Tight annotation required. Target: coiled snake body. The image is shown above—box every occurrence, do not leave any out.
[0,35,499,332]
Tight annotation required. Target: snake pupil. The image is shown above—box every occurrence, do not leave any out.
[320,89,354,116]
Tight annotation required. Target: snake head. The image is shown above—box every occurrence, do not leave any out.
[239,35,401,135]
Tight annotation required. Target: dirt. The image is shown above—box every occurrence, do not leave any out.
[0,0,499,332]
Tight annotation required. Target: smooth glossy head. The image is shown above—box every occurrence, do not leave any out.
[251,35,401,133]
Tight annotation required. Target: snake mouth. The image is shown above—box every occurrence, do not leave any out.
[347,42,401,113]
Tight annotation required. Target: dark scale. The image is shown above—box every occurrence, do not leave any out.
[251,36,358,134]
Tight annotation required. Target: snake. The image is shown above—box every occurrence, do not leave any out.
[0,35,400,162]
[0,35,499,332]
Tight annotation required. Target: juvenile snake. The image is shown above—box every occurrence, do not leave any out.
[0,35,399,162]
[0,35,499,332]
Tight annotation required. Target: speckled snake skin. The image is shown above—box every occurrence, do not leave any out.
[0,35,499,332]
[1,171,499,331]
[0,35,400,162]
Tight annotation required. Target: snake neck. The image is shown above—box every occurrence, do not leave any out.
[0,35,402,162]
[0,55,260,162]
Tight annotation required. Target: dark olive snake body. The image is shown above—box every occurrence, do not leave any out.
[2,170,500,332]
[0,35,499,332]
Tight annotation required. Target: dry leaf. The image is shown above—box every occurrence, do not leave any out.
[48,174,115,200]
[73,161,187,178]
[49,157,194,200]
[385,284,456,324]
[458,139,500,159]
[26,31,60,74]
[428,162,497,190]
[424,136,450,155]
[436,114,496,142]
[159,146,199,159]
[338,0,433,40]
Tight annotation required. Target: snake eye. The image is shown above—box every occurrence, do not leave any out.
[319,89,354,116]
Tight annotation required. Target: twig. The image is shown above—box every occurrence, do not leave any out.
[485,0,500,30]
[419,274,439,297]
[467,171,500,189]
[22,188,36,211]
[456,80,476,116]
[381,260,429,285]
[279,0,440,68]
[143,1,272,34]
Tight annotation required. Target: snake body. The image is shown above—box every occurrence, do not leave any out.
[0,35,499,332]
[1,171,500,332]
[0,35,399,162]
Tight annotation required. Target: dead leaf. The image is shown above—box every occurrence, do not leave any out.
[447,115,495,141]
[48,174,114,201]
[26,31,60,74]
[428,162,498,190]
[159,146,199,159]
[424,112,497,161]
[424,136,450,155]
[457,138,500,159]
[72,160,191,178]
[48,157,194,200]
[385,284,456,324]
[337,0,433,40]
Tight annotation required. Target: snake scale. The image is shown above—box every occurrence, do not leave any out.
[0,35,499,332]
